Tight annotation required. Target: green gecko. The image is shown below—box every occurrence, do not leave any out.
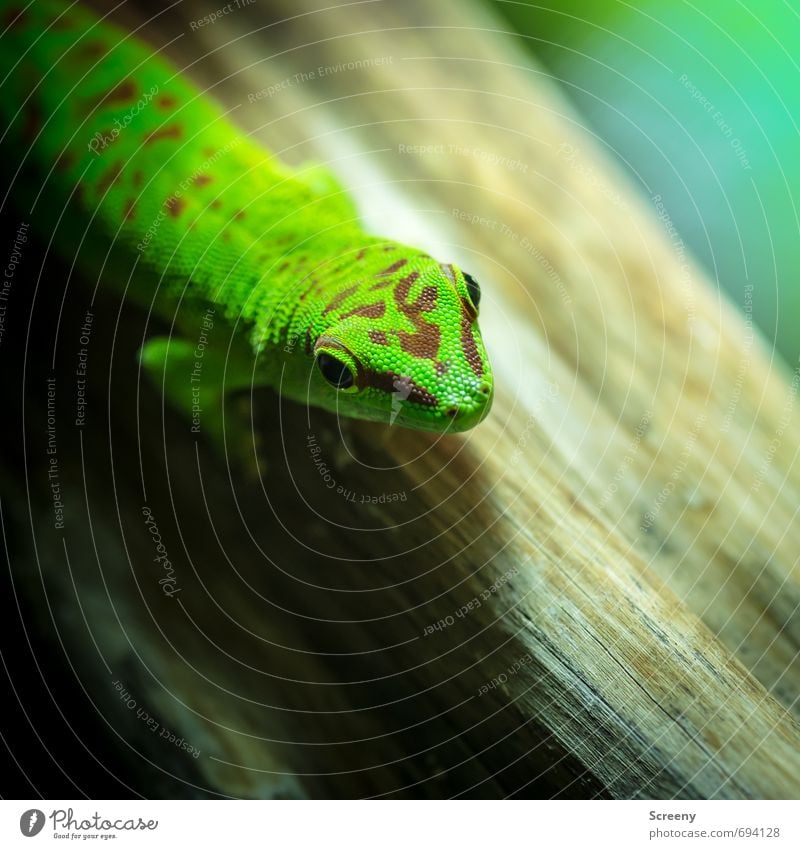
[1,0,493,440]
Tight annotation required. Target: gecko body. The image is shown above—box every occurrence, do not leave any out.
[1,1,493,433]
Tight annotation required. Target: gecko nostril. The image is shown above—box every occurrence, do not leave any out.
[444,406,459,418]
[478,382,491,396]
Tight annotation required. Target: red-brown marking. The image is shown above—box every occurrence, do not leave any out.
[21,102,42,144]
[165,196,186,217]
[96,160,123,195]
[145,125,182,145]
[368,330,389,346]
[55,149,76,172]
[356,248,366,260]
[340,302,386,321]
[77,42,107,60]
[460,307,483,377]
[369,278,393,291]
[394,272,440,359]
[210,199,222,210]
[192,174,213,187]
[434,360,451,376]
[133,170,143,189]
[234,210,246,220]
[3,7,27,29]
[377,258,407,277]
[86,79,137,113]
[156,94,178,109]
[322,285,357,315]
[123,198,137,221]
[52,15,74,32]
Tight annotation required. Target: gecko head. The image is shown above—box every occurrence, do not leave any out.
[309,253,493,432]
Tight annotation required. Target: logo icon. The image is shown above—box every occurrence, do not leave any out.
[19,809,45,837]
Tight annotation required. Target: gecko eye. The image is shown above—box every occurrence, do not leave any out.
[317,353,354,389]
[463,272,481,309]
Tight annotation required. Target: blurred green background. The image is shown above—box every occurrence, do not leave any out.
[491,0,799,369]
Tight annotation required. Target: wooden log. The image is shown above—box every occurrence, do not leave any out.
[6,0,799,798]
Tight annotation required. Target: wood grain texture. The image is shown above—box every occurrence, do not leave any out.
[8,0,799,798]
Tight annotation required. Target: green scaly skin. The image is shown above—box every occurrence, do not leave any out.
[1,0,493,433]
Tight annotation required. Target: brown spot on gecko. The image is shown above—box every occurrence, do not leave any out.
[86,79,137,113]
[21,102,42,144]
[460,308,483,377]
[145,125,182,145]
[123,198,137,221]
[368,330,390,346]
[3,7,27,29]
[234,210,246,220]
[133,170,143,188]
[192,174,213,187]
[322,285,357,315]
[377,258,408,277]
[77,42,107,61]
[165,196,186,217]
[52,15,74,31]
[340,302,386,321]
[434,360,451,376]
[96,160,123,195]
[210,199,222,210]
[55,150,75,172]
[394,272,440,359]
[156,94,177,109]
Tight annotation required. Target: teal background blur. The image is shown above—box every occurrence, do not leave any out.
[491,0,798,369]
